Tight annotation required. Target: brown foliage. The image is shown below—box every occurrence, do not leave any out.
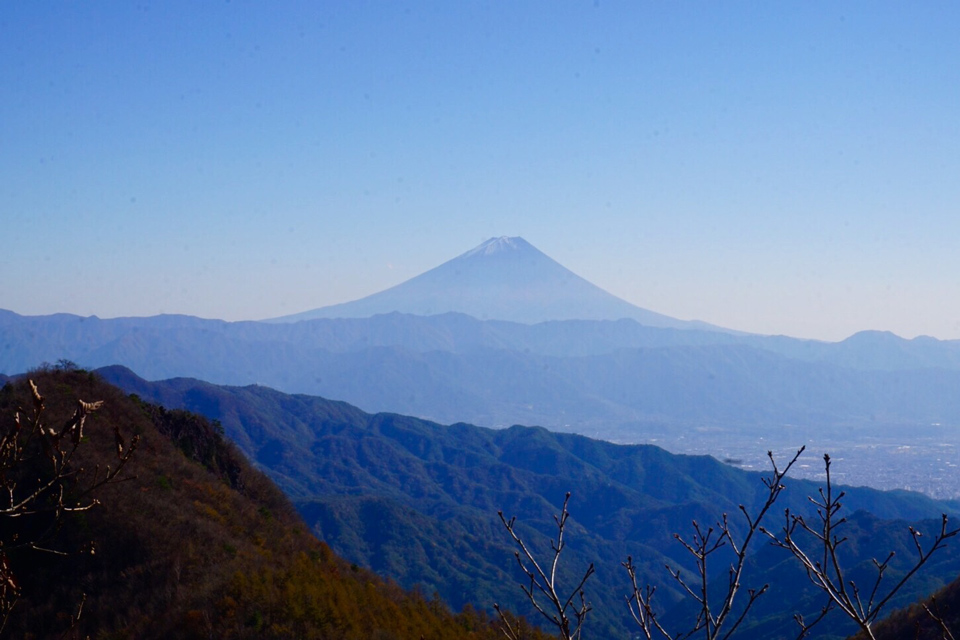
[0,368,137,633]
[1,369,546,640]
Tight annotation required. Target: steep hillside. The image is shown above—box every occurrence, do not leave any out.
[0,368,545,640]
[852,573,960,639]
[100,366,960,639]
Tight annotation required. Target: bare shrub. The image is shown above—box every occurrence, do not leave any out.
[0,379,138,632]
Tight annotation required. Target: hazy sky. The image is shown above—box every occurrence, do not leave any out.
[3,2,959,341]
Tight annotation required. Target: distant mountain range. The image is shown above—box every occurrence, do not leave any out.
[97,365,960,640]
[268,236,723,329]
[5,236,960,436]
[4,308,960,434]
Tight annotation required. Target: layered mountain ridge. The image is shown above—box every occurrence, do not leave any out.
[4,308,960,435]
[4,237,960,478]
[98,365,960,640]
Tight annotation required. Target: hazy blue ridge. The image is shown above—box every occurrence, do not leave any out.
[6,311,960,435]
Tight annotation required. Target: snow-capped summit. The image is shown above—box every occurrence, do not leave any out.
[268,237,714,329]
[460,236,532,258]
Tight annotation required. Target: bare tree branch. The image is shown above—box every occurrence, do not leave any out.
[625,446,805,640]
[920,596,956,640]
[0,379,138,630]
[762,453,959,640]
[496,492,594,640]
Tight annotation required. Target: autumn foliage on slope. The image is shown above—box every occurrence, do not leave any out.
[0,368,548,640]
[849,578,960,640]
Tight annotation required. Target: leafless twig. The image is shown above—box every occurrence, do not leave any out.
[624,446,805,640]
[920,596,956,640]
[0,379,138,630]
[762,453,959,640]
[496,492,594,640]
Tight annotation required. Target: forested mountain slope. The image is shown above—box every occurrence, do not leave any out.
[99,365,960,639]
[1,368,542,640]
[857,573,960,639]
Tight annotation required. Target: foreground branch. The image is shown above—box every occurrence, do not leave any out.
[624,446,805,640]
[762,453,959,640]
[0,379,139,629]
[496,492,594,640]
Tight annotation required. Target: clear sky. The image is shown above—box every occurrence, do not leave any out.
[2,2,959,341]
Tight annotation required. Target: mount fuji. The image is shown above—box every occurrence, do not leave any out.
[270,236,719,329]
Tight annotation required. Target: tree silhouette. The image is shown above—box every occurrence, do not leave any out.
[0,377,138,632]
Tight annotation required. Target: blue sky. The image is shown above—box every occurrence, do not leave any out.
[2,2,959,341]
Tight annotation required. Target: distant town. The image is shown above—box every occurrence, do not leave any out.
[629,423,960,500]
